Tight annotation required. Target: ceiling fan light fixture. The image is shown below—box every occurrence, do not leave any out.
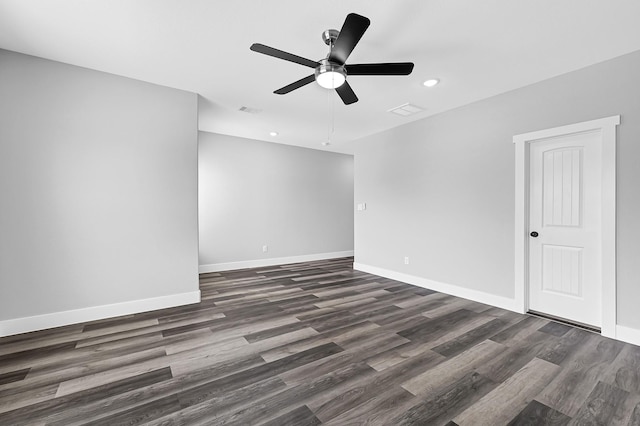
[315,60,346,89]
[316,71,346,89]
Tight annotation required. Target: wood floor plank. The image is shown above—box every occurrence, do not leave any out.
[614,392,640,426]
[310,349,444,422]
[167,337,253,376]
[420,315,496,352]
[2,256,640,424]
[176,342,343,409]
[401,339,505,396]
[242,321,311,343]
[453,357,560,426]
[536,327,593,366]
[0,341,78,365]
[322,385,416,425]
[0,368,173,425]
[538,321,574,337]
[141,377,288,426]
[537,335,626,417]
[0,368,29,386]
[0,346,167,401]
[506,400,571,425]
[392,371,498,425]
[607,344,640,394]
[431,317,509,358]
[629,402,640,426]
[0,334,81,358]
[82,317,159,333]
[0,383,59,415]
[421,297,474,318]
[216,362,373,425]
[73,331,165,355]
[398,308,478,343]
[48,355,267,426]
[477,330,554,383]
[489,315,549,344]
[569,381,629,425]
[259,334,334,363]
[377,296,451,325]
[260,405,321,426]
[393,291,449,309]
[82,394,182,426]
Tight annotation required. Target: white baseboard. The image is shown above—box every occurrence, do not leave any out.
[353,262,522,313]
[0,290,201,338]
[199,250,355,273]
[616,325,640,347]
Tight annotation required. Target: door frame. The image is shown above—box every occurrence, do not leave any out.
[513,115,620,339]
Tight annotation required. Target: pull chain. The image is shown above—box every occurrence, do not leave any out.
[326,88,335,145]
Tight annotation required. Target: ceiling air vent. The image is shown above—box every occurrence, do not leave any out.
[238,106,262,114]
[388,103,424,117]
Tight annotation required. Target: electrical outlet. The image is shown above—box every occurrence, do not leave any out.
[262,245,268,253]
[404,256,409,265]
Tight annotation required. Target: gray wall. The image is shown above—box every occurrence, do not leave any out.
[199,132,353,266]
[0,50,199,321]
[354,49,640,329]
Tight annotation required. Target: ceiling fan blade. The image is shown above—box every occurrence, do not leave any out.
[346,62,414,75]
[335,81,358,105]
[274,74,316,94]
[250,43,319,68]
[328,13,370,65]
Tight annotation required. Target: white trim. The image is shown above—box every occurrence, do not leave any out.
[353,262,521,313]
[199,251,355,273]
[513,115,620,339]
[0,290,201,338]
[600,119,618,338]
[615,325,640,347]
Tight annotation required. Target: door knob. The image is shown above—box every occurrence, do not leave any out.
[530,231,539,237]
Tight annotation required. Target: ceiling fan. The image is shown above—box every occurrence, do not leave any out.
[250,13,414,105]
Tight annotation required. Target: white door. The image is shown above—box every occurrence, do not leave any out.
[528,130,602,327]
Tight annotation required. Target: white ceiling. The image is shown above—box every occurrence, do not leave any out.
[1,1,640,154]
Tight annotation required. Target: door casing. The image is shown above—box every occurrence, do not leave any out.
[513,116,619,339]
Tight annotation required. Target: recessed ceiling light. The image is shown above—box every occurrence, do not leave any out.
[423,78,440,87]
[269,131,278,137]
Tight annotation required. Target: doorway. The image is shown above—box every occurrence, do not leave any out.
[513,116,619,338]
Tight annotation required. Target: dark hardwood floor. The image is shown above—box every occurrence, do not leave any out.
[1,257,639,425]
